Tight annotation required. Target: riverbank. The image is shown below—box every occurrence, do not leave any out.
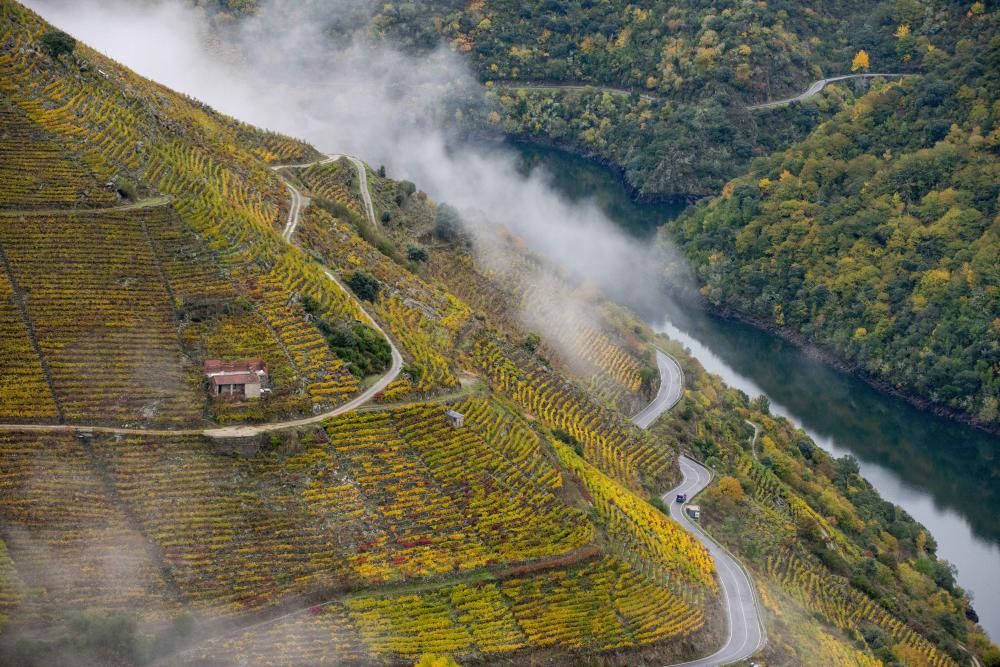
[665,287,999,438]
[466,130,700,208]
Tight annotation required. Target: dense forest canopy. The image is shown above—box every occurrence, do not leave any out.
[668,4,999,427]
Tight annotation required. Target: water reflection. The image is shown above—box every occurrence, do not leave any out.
[510,142,1000,641]
[511,142,685,239]
[662,305,1000,546]
[661,309,1000,639]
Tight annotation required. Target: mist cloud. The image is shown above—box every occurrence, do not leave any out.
[25,0,682,339]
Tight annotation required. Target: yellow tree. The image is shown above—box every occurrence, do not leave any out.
[717,476,745,503]
[851,49,870,72]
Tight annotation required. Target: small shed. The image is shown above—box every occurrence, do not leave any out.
[444,409,465,428]
[204,359,269,399]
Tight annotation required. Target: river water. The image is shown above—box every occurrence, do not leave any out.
[511,143,1000,642]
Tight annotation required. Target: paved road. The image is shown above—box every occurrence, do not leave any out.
[492,73,910,112]
[326,154,377,227]
[632,349,684,428]
[747,73,908,109]
[0,160,401,439]
[662,456,766,666]
[630,350,765,666]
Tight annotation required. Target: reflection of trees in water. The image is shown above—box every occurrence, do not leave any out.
[510,143,684,240]
[676,307,1000,546]
[513,140,1000,548]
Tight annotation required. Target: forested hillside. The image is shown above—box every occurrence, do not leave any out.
[669,4,999,429]
[206,0,929,197]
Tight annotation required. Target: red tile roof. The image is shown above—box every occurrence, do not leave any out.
[204,359,267,374]
[210,372,260,387]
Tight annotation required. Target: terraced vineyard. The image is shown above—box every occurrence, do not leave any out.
[766,547,959,667]
[145,210,310,419]
[182,556,704,664]
[297,159,366,215]
[91,432,362,616]
[0,206,203,424]
[0,3,728,664]
[553,441,716,606]
[298,205,469,394]
[474,336,673,489]
[0,267,57,421]
[0,432,179,626]
[468,234,652,404]
[0,98,114,209]
[391,404,593,562]
[452,397,564,491]
[325,406,593,578]
[0,3,365,412]
[0,399,589,616]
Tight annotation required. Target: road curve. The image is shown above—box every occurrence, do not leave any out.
[661,456,766,666]
[326,154,378,227]
[632,349,684,428]
[204,160,402,438]
[491,73,911,112]
[631,350,765,666]
[747,73,909,110]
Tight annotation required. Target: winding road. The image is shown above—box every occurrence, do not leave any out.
[333,154,378,227]
[631,351,766,666]
[3,143,766,663]
[200,157,401,437]
[746,73,908,110]
[493,72,910,111]
[662,456,767,666]
[632,349,684,428]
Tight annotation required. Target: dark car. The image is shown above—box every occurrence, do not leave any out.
[675,493,687,503]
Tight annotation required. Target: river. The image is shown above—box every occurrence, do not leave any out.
[511,142,1000,642]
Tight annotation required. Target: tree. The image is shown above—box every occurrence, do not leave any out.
[406,245,428,262]
[851,49,870,72]
[346,271,381,302]
[40,30,75,60]
[434,203,466,244]
[717,476,745,504]
[750,394,770,414]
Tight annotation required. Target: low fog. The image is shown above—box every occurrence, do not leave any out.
[24,0,682,334]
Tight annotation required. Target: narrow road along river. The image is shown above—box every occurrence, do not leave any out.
[510,142,1000,642]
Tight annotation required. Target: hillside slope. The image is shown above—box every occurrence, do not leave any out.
[0,1,995,665]
[0,3,720,665]
[668,5,999,430]
[0,0,396,426]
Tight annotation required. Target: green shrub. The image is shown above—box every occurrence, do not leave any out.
[40,30,75,60]
[346,271,381,302]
